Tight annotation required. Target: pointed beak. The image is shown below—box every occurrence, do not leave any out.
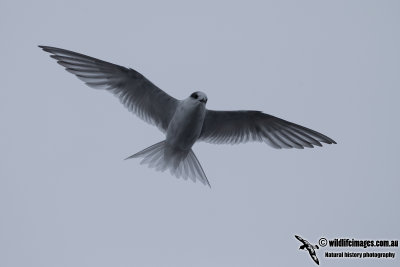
[200,98,207,103]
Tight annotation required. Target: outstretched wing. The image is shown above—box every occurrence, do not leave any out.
[39,46,179,132]
[295,235,311,246]
[309,251,319,265]
[199,110,336,149]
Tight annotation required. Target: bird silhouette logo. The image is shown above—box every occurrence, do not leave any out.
[295,235,320,265]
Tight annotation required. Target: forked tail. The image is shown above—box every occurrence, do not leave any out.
[125,141,210,187]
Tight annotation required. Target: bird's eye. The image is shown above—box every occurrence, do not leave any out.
[191,93,198,99]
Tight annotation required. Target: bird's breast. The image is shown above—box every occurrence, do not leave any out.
[166,101,206,150]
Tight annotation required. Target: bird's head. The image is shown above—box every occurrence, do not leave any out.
[190,91,208,104]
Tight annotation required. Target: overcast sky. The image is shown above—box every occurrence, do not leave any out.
[1,0,399,266]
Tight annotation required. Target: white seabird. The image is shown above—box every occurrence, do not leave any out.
[39,46,336,187]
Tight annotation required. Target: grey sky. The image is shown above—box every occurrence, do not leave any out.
[1,0,399,266]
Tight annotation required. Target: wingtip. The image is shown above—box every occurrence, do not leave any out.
[324,139,337,145]
[38,45,52,53]
[200,175,212,188]
[39,45,60,53]
[124,155,137,160]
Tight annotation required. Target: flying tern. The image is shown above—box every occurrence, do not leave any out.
[39,46,336,187]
